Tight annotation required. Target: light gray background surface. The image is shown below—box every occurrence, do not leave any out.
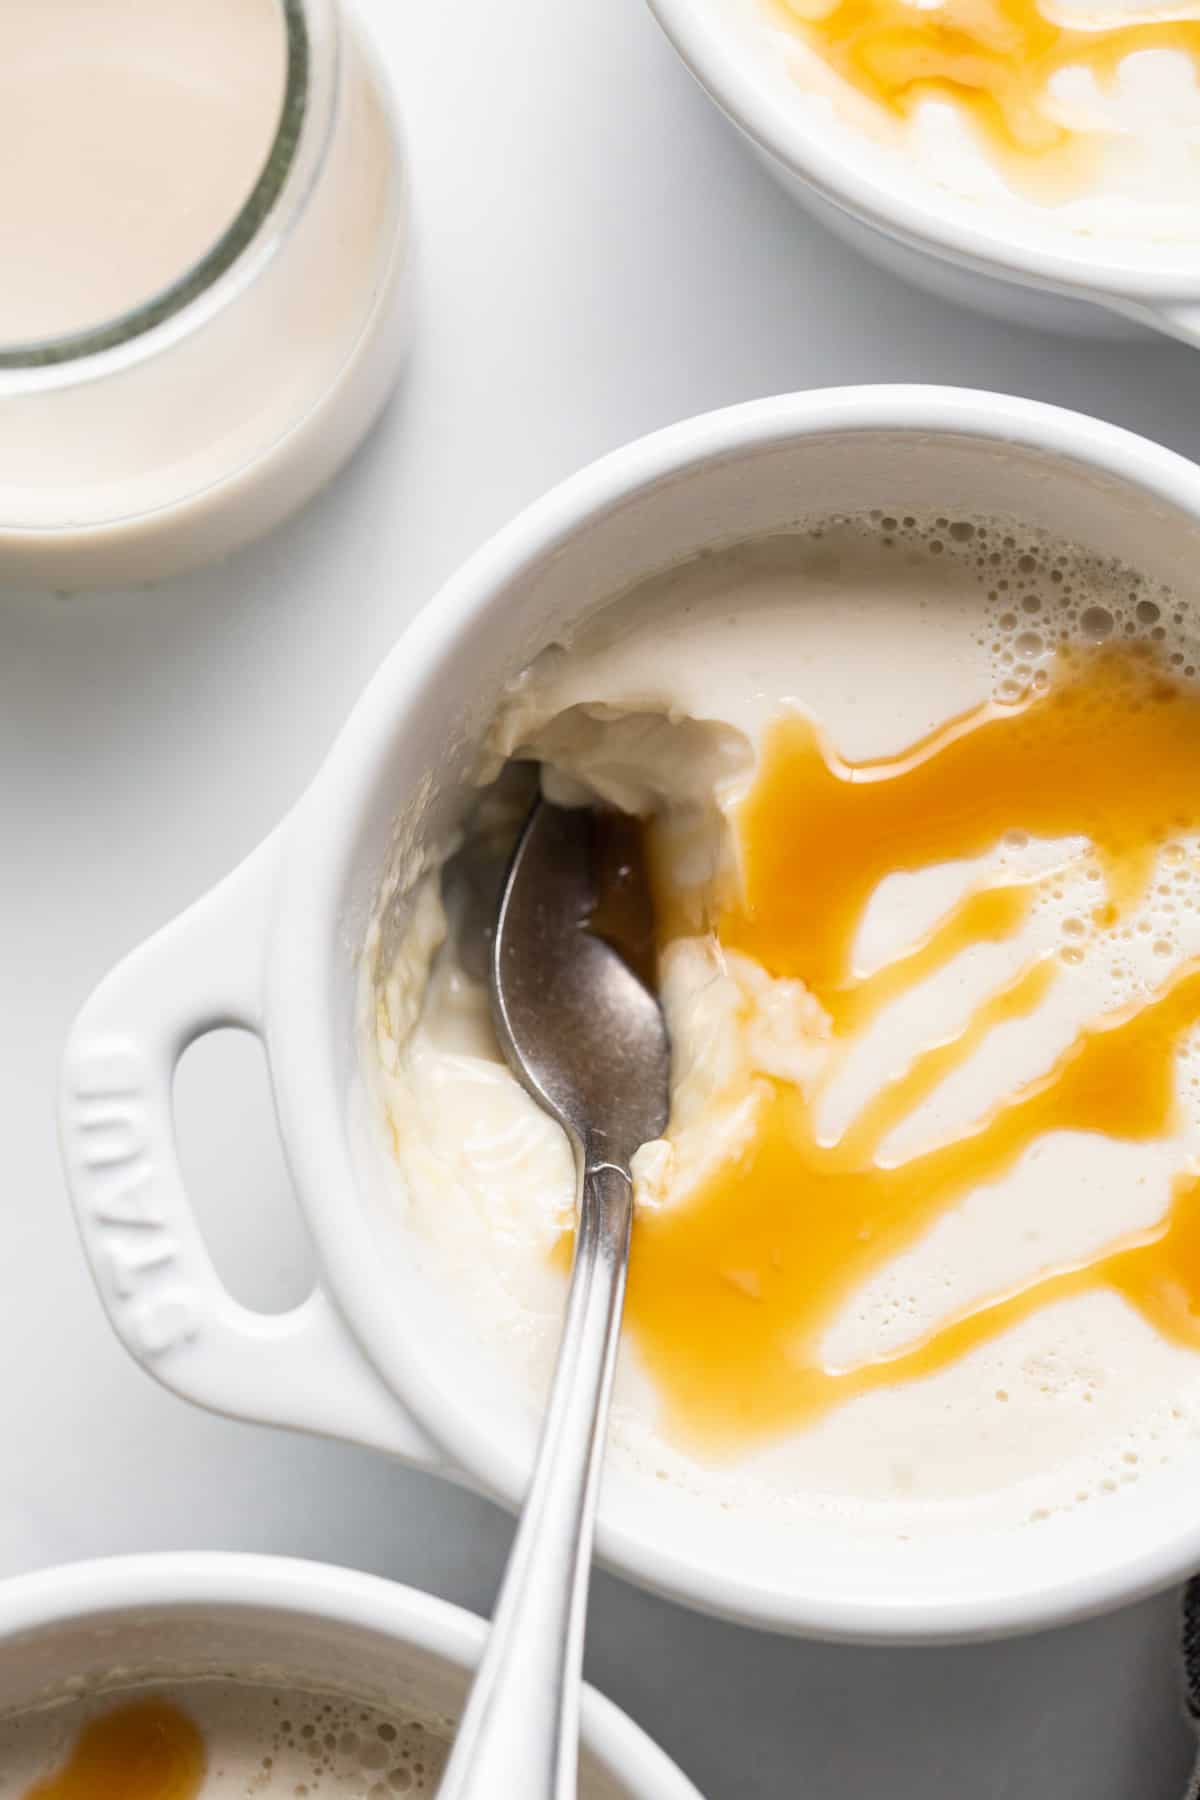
[3,0,1200,1793]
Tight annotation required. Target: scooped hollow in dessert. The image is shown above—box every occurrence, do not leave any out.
[369,515,1200,1534]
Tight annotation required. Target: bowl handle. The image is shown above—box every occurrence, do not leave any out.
[58,834,443,1472]
[1134,303,1200,349]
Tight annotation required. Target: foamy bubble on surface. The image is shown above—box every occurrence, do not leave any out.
[0,1681,453,1799]
[252,1687,448,1796]
[814,506,1200,1000]
[827,505,1192,678]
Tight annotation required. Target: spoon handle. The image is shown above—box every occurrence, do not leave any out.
[436,1159,634,1800]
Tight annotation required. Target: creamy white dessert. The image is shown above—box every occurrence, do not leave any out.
[367,515,1200,1539]
[711,0,1200,249]
[0,1681,451,1800]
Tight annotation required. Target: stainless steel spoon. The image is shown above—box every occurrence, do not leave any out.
[436,799,671,1800]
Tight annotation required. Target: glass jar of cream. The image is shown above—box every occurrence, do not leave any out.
[0,0,409,587]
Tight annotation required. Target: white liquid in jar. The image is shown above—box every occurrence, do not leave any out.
[0,0,411,587]
[0,0,286,346]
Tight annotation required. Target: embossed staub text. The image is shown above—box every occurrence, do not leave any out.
[68,1042,199,1357]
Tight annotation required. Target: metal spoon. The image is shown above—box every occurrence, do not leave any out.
[436,799,671,1800]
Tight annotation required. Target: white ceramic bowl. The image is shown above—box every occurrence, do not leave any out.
[644,0,1200,344]
[60,386,1200,1643]
[0,1553,699,1799]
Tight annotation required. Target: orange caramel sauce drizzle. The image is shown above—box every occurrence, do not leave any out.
[610,643,1200,1449]
[23,1700,206,1800]
[768,0,1200,196]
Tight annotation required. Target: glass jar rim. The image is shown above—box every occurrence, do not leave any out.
[0,0,332,377]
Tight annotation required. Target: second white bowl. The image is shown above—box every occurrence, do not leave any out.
[644,0,1200,345]
[60,386,1200,1642]
[0,1554,700,1799]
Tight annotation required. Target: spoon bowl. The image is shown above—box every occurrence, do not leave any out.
[492,802,670,1168]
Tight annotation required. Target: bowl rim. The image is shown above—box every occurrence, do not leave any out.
[0,1552,699,1797]
[642,0,1200,308]
[274,385,1200,1642]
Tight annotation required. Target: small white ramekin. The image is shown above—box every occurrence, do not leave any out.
[0,1553,700,1798]
[644,0,1200,345]
[59,386,1200,1643]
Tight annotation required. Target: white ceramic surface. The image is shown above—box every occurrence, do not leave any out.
[0,1553,700,1800]
[643,0,1200,344]
[59,382,1200,1646]
[12,2,1200,1791]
